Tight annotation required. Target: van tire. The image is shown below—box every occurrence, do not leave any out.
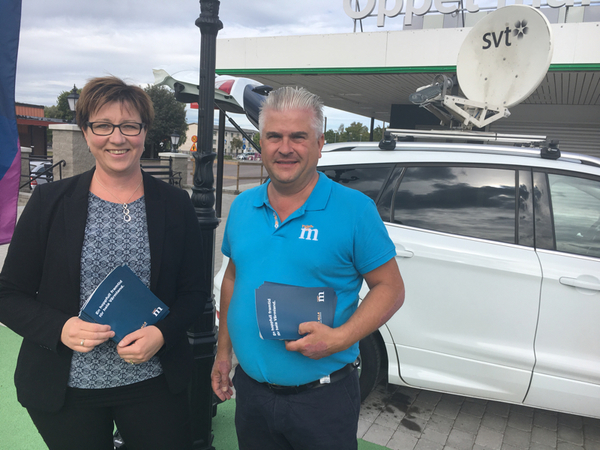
[358,333,383,402]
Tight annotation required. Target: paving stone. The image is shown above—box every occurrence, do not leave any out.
[357,418,371,439]
[487,402,511,418]
[420,427,447,446]
[398,416,428,438]
[454,410,482,434]
[534,411,559,431]
[528,443,556,450]
[462,400,487,418]
[584,422,600,443]
[510,404,536,417]
[362,423,395,447]
[500,443,522,450]
[360,403,383,423]
[503,425,532,448]
[556,441,584,450]
[435,398,463,420]
[558,424,584,446]
[423,413,454,435]
[387,429,418,450]
[481,413,508,433]
[558,414,583,430]
[582,440,600,450]
[414,437,444,450]
[442,393,467,406]
[406,404,435,422]
[358,380,598,450]
[374,407,404,430]
[447,428,476,450]
[415,389,443,407]
[509,411,534,432]
[475,426,504,450]
[531,425,557,447]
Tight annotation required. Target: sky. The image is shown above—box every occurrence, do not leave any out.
[15,0,400,132]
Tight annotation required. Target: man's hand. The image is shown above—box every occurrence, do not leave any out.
[211,353,234,401]
[117,326,164,364]
[285,322,345,360]
[61,316,114,352]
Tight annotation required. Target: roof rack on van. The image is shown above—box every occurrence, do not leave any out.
[376,129,600,168]
[383,129,547,147]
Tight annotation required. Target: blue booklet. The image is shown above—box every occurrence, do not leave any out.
[79,264,169,343]
[255,282,337,340]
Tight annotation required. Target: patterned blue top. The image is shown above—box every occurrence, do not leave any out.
[68,193,163,389]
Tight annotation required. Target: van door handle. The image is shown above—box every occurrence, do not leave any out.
[395,247,414,258]
[559,277,600,291]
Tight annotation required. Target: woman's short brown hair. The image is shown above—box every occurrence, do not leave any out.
[76,76,154,131]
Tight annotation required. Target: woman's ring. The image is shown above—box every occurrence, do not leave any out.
[80,339,85,346]
[130,360,134,365]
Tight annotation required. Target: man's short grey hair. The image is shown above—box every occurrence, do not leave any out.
[258,86,324,139]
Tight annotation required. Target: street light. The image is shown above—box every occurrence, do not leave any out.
[170,131,180,152]
[189,1,222,449]
[66,85,79,123]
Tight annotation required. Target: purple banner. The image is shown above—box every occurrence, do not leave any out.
[0,0,23,244]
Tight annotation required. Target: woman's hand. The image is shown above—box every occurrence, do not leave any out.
[116,326,165,364]
[61,316,115,352]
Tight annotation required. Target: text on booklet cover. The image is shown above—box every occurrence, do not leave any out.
[255,282,337,340]
[79,264,169,343]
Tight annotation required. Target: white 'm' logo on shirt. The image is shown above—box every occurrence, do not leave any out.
[299,225,318,241]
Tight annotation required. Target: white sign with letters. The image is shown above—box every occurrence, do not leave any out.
[343,0,593,27]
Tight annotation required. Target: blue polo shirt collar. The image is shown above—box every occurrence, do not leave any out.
[252,172,332,215]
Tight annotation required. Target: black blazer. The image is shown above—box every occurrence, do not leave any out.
[0,169,209,412]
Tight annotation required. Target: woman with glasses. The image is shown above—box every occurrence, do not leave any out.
[0,76,208,450]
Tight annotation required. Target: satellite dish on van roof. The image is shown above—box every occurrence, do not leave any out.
[457,4,553,108]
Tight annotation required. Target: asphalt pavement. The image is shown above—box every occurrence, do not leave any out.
[2,187,600,450]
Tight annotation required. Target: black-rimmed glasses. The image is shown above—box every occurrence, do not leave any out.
[87,122,145,136]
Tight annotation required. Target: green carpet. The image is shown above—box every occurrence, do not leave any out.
[1,326,386,449]
[0,326,46,449]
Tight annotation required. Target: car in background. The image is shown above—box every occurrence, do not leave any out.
[215,129,600,419]
[236,152,261,161]
[29,160,53,188]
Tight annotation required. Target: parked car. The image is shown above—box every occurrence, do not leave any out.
[29,160,53,188]
[236,152,261,161]
[214,129,600,419]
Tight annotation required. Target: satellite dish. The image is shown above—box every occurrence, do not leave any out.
[457,5,553,108]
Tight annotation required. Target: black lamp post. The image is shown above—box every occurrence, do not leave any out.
[66,85,79,123]
[188,1,222,449]
[170,131,180,153]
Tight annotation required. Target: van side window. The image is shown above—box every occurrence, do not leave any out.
[321,165,393,203]
[548,174,600,258]
[392,165,517,243]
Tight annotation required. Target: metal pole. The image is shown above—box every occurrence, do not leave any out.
[216,109,226,218]
[188,1,222,449]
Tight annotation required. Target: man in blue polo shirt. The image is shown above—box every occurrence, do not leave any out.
[211,86,405,450]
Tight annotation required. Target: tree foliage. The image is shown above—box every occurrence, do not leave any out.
[44,87,82,122]
[324,121,384,144]
[230,136,243,153]
[143,85,187,158]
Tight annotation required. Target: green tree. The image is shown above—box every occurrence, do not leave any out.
[44,87,82,122]
[143,85,187,158]
[372,125,383,142]
[252,132,261,151]
[231,136,243,154]
[324,129,337,144]
[346,121,369,142]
